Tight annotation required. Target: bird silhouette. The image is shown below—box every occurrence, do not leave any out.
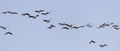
[5,32,13,35]
[35,10,44,13]
[43,19,51,23]
[29,15,39,19]
[58,23,68,26]
[66,24,73,28]
[89,40,96,44]
[11,12,17,14]
[97,25,105,29]
[112,25,119,28]
[41,12,50,15]
[99,44,107,48]
[79,25,85,28]
[72,26,80,29]
[0,26,7,30]
[21,13,30,16]
[47,24,56,29]
[62,27,69,30]
[2,11,11,14]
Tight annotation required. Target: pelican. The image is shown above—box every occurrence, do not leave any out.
[79,25,85,28]
[66,24,73,28]
[47,24,55,29]
[99,44,107,48]
[58,23,67,26]
[62,27,69,30]
[5,32,13,35]
[11,12,17,14]
[29,15,39,19]
[41,12,50,15]
[0,26,7,30]
[21,13,30,16]
[89,40,96,44]
[72,26,80,29]
[35,10,44,13]
[43,19,51,23]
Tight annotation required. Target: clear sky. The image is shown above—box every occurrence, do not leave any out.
[0,0,120,51]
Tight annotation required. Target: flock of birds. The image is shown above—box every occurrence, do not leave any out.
[0,25,13,35]
[1,9,120,48]
[89,40,108,48]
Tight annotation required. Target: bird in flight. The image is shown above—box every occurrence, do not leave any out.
[35,10,45,13]
[29,15,39,19]
[89,40,96,44]
[1,11,11,14]
[79,25,85,28]
[62,27,69,30]
[10,12,17,14]
[99,44,108,48]
[58,23,68,26]
[0,26,7,30]
[5,31,13,35]
[21,13,30,16]
[43,19,51,23]
[41,12,50,15]
[47,24,56,29]
[72,26,80,29]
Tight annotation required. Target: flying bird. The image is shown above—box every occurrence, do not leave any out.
[58,23,68,26]
[99,44,108,48]
[35,10,45,13]
[1,11,11,14]
[43,19,51,23]
[11,12,17,14]
[47,24,56,29]
[66,24,73,28]
[0,26,7,30]
[21,13,30,16]
[41,12,50,15]
[89,40,96,44]
[72,26,80,29]
[62,27,69,30]
[79,25,85,28]
[5,32,13,35]
[97,25,105,29]
[29,15,39,19]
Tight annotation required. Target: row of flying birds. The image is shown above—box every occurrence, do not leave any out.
[0,10,120,35]
[1,10,120,29]
[1,9,119,48]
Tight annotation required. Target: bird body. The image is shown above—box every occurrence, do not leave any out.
[21,13,30,16]
[89,40,96,44]
[99,44,107,48]
[5,32,13,35]
[41,12,50,15]
[62,27,69,30]
[47,24,55,29]
[0,26,7,30]
[72,26,80,29]
[35,10,44,13]
[2,11,17,14]
[43,19,51,23]
[29,15,39,19]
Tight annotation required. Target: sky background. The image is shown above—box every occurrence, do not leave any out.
[0,0,120,51]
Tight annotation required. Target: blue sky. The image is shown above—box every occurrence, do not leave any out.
[0,0,120,51]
